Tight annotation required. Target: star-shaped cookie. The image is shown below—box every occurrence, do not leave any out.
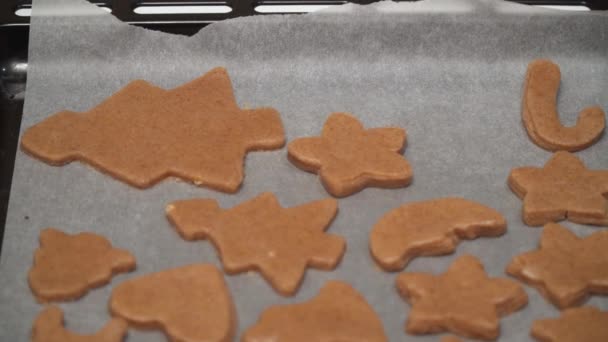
[508,151,608,226]
[531,306,608,342]
[507,222,608,309]
[396,254,528,340]
[166,192,346,296]
[21,67,285,192]
[288,112,412,197]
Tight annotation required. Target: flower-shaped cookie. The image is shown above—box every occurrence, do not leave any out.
[288,113,412,197]
[507,222,608,308]
[397,254,528,340]
[508,151,608,226]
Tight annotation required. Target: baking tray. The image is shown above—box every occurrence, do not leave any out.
[1,0,606,258]
[0,0,607,341]
[1,0,606,257]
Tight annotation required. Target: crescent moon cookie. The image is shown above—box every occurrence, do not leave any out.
[370,198,506,271]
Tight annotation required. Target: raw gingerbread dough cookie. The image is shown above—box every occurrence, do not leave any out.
[507,222,608,308]
[370,198,506,271]
[522,59,605,152]
[242,281,387,342]
[110,264,235,342]
[397,254,528,341]
[28,228,135,302]
[31,305,127,342]
[287,112,412,197]
[441,336,464,342]
[531,306,608,342]
[21,67,285,192]
[508,151,608,226]
[167,192,345,296]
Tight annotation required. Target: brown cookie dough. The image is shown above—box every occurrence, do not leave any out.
[287,112,412,197]
[531,306,608,342]
[31,306,127,342]
[508,151,608,226]
[397,254,528,341]
[370,198,506,271]
[242,281,387,342]
[28,228,135,302]
[441,336,464,342]
[507,222,608,309]
[21,67,285,192]
[522,59,605,152]
[166,193,345,296]
[110,264,235,342]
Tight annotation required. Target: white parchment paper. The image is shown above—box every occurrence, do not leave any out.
[0,0,607,340]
